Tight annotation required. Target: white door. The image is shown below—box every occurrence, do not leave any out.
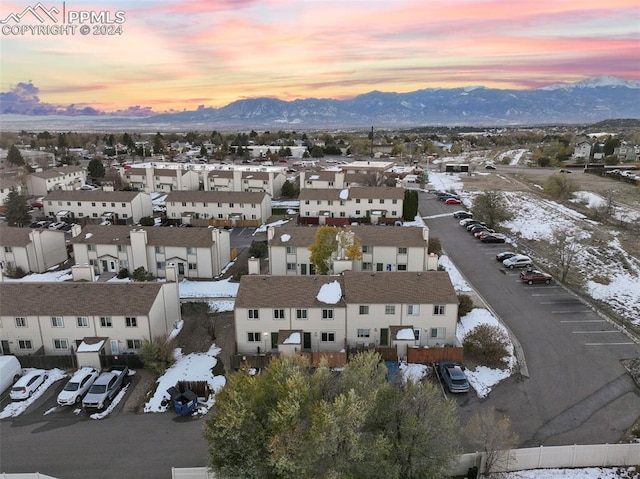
[110,339,119,355]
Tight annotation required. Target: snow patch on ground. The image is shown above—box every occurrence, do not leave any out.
[0,369,67,418]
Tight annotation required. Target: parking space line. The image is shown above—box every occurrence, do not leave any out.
[585,342,635,346]
[551,311,592,314]
[572,330,619,334]
[239,227,247,235]
[530,292,562,296]
[560,319,606,323]
[540,300,581,304]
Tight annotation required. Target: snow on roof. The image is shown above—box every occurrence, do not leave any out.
[178,277,239,299]
[77,339,105,352]
[339,189,349,200]
[280,234,291,243]
[84,232,93,239]
[396,328,415,340]
[309,175,320,180]
[283,332,301,344]
[316,280,342,304]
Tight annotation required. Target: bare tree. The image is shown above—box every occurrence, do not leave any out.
[464,408,518,476]
[550,227,582,283]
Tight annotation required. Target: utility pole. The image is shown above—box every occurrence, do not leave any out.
[370,126,374,158]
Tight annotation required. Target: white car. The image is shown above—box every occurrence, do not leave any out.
[57,367,100,406]
[48,221,66,230]
[503,254,533,269]
[10,369,48,400]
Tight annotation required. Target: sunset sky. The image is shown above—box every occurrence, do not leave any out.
[1,0,638,114]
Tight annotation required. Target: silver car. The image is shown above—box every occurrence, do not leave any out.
[502,254,532,269]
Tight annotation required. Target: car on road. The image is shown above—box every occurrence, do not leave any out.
[10,369,48,400]
[496,251,517,261]
[503,254,533,269]
[559,169,572,173]
[481,233,507,243]
[438,361,470,393]
[445,198,462,205]
[82,366,129,410]
[57,367,100,406]
[485,164,496,170]
[453,211,473,219]
[520,270,553,285]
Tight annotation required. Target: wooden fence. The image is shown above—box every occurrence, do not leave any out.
[407,346,464,364]
[297,351,347,368]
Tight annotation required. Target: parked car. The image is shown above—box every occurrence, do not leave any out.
[559,169,572,173]
[496,251,517,261]
[481,233,507,243]
[57,367,100,406]
[474,229,496,239]
[520,270,553,285]
[466,222,486,231]
[503,254,533,269]
[48,221,66,230]
[82,366,129,409]
[445,198,462,205]
[436,192,458,201]
[485,164,496,170]
[0,355,22,395]
[453,211,473,219]
[469,224,490,234]
[10,369,48,400]
[438,361,470,393]
[460,218,481,227]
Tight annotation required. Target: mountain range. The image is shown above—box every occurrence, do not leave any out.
[1,76,638,130]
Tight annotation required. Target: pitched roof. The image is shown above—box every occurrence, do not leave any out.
[341,271,457,304]
[299,187,403,201]
[0,226,32,246]
[235,275,346,308]
[269,224,427,247]
[0,282,164,316]
[30,166,85,179]
[165,190,268,203]
[43,190,144,202]
[70,225,221,247]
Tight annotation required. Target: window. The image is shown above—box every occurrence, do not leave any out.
[18,339,33,350]
[355,210,361,215]
[357,329,370,338]
[368,199,373,204]
[188,263,197,270]
[430,327,445,339]
[155,246,164,254]
[385,305,395,315]
[248,309,259,320]
[87,244,95,252]
[362,262,372,271]
[117,245,125,252]
[286,246,295,254]
[156,262,166,270]
[121,203,126,207]
[322,309,333,320]
[273,309,285,320]
[379,199,385,204]
[339,212,346,217]
[89,259,97,266]
[359,305,369,315]
[187,247,196,255]
[76,317,89,327]
[362,245,369,253]
[392,211,398,216]
[53,339,69,350]
[304,200,310,205]
[15,317,27,327]
[397,264,407,271]
[92,213,98,218]
[327,200,333,205]
[296,309,308,320]
[398,247,407,254]
[4,246,12,253]
[433,305,445,315]
[355,198,361,204]
[51,316,64,327]
[91,202,96,207]
[100,316,112,327]
[286,263,296,271]
[126,339,142,350]
[392,199,398,204]
[407,305,420,315]
[181,201,187,207]
[126,316,137,327]
[321,332,335,342]
[122,214,128,219]
[247,332,261,342]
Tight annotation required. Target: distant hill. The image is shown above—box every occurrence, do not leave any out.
[143,75,640,128]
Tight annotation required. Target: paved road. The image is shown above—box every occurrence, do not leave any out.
[419,191,640,447]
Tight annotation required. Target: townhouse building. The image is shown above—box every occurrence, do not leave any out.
[165,191,271,227]
[0,281,181,356]
[123,167,200,193]
[26,166,87,197]
[204,169,285,197]
[573,141,592,160]
[268,224,436,275]
[43,190,153,225]
[71,225,230,278]
[0,227,68,274]
[299,187,404,225]
[299,171,385,189]
[234,271,458,356]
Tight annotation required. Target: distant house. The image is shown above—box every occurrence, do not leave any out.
[123,167,200,193]
[71,224,231,278]
[573,141,592,159]
[165,190,271,227]
[298,187,404,225]
[0,227,68,274]
[26,166,87,197]
[43,190,153,225]
[204,169,285,197]
[268,224,436,275]
[613,144,639,162]
[0,281,181,356]
[234,271,459,356]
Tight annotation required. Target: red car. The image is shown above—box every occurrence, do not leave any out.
[520,270,553,285]
[445,198,461,205]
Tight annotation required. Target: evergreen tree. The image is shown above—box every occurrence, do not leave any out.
[87,158,105,179]
[4,188,31,226]
[280,180,296,198]
[403,189,418,220]
[6,145,25,167]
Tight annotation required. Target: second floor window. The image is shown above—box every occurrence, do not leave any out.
[126,317,137,327]
[322,309,333,320]
[296,309,308,320]
[359,305,369,315]
[100,316,112,327]
[77,317,89,327]
[407,305,420,316]
[15,317,27,327]
[248,309,259,320]
[51,317,63,327]
[273,309,285,320]
[433,305,445,315]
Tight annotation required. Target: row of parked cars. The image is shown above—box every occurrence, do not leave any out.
[456,214,508,243]
[28,220,74,232]
[1,355,129,411]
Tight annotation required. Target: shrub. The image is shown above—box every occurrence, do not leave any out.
[131,266,155,282]
[590,274,611,285]
[117,268,129,279]
[428,236,442,255]
[458,294,474,319]
[139,216,155,226]
[248,240,268,258]
[4,264,27,279]
[463,323,510,368]
[140,334,177,375]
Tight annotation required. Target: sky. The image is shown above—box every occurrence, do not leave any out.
[0,0,639,114]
